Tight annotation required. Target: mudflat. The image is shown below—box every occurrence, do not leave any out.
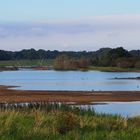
[0,85,140,104]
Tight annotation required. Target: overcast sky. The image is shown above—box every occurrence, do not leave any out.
[0,0,140,51]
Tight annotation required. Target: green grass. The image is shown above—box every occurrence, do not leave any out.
[88,66,140,72]
[0,59,54,67]
[0,103,140,140]
[0,60,140,72]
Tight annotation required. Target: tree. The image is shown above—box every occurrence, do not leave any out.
[115,57,134,68]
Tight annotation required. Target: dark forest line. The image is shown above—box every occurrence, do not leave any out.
[0,47,140,70]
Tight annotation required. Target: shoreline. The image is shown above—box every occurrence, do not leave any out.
[1,66,140,72]
[1,85,140,104]
[112,77,140,80]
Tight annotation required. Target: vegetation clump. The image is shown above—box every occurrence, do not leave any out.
[55,112,79,134]
[54,55,90,70]
[0,103,140,140]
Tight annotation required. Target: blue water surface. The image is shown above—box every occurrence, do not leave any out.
[1,70,140,117]
[0,70,140,91]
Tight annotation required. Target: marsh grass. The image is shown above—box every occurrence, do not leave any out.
[0,59,54,67]
[88,66,140,72]
[0,102,140,140]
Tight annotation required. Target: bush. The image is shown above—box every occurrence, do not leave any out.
[54,55,90,70]
[135,61,140,68]
[115,57,134,68]
[55,112,79,134]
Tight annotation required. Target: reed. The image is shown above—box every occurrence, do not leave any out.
[0,102,140,140]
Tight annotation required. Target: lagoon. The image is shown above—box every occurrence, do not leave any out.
[0,70,140,91]
[1,70,140,117]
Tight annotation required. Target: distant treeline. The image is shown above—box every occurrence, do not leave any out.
[0,47,140,69]
[0,49,92,60]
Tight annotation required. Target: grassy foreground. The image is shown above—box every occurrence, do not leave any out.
[0,103,140,140]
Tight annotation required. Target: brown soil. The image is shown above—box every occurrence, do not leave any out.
[1,85,140,104]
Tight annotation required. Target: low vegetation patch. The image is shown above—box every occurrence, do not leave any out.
[0,59,53,67]
[0,103,140,140]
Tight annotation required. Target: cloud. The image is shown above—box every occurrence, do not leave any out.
[0,15,140,51]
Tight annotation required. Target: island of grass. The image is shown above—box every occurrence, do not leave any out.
[87,66,140,72]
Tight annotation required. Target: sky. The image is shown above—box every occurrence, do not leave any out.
[0,0,140,51]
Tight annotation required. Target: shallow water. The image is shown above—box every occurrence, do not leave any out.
[0,70,140,91]
[1,101,140,117]
[0,70,140,117]
[80,101,140,117]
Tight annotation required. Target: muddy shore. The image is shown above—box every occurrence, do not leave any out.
[1,85,140,104]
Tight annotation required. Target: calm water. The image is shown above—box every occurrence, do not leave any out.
[80,102,140,117]
[0,70,140,117]
[0,70,140,91]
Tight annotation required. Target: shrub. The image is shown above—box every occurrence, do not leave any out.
[55,112,79,134]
